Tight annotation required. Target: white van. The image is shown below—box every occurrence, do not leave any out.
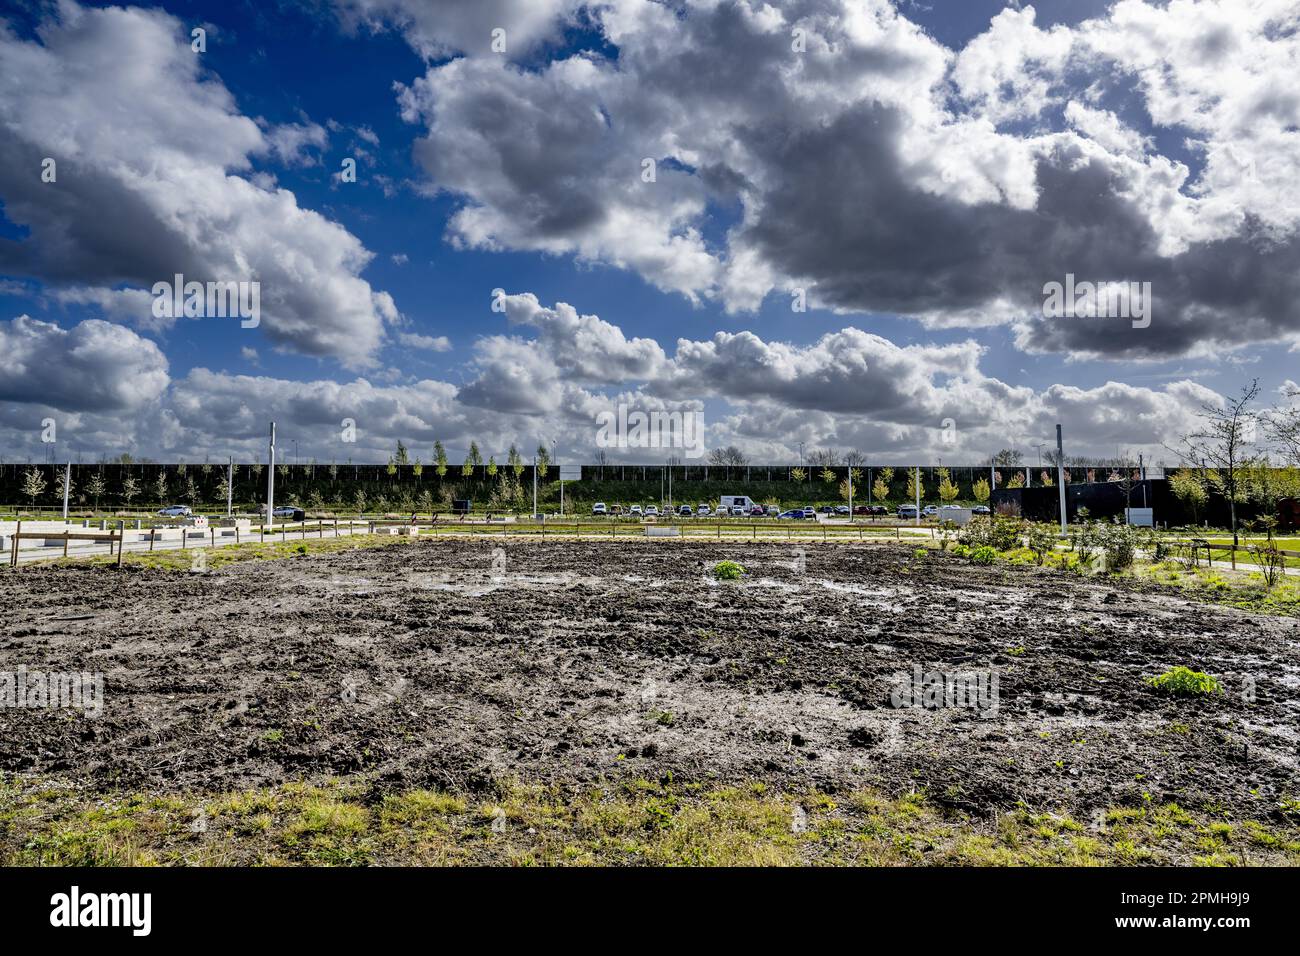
[719,495,753,512]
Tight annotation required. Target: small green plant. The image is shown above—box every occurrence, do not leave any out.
[913,548,927,559]
[969,546,997,566]
[1147,666,1221,697]
[713,560,745,580]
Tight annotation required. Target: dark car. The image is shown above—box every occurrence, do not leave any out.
[972,505,992,515]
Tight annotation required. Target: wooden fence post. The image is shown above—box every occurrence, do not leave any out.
[10,519,20,567]
[116,521,125,568]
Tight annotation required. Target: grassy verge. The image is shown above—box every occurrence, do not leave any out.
[79,533,415,572]
[2,775,1296,867]
[1127,560,1300,617]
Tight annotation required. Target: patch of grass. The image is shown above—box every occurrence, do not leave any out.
[1127,560,1300,618]
[969,546,997,566]
[86,532,412,573]
[712,560,745,581]
[1148,666,1222,697]
[4,774,1298,867]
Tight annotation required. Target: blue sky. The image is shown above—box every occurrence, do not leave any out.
[1,0,1297,465]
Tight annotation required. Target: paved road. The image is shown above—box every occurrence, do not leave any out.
[8,523,370,567]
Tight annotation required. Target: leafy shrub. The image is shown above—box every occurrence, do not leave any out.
[1067,521,1099,571]
[1147,666,1221,697]
[969,546,997,566]
[1096,520,1153,573]
[960,516,1023,552]
[950,544,970,558]
[936,519,958,551]
[713,560,745,580]
[1248,539,1286,588]
[1025,523,1058,566]
[913,548,927,559]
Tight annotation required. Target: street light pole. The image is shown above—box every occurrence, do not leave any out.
[914,465,920,526]
[267,422,276,534]
[1056,424,1067,534]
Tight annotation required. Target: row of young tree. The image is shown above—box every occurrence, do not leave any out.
[1164,380,1300,545]
[11,380,1300,530]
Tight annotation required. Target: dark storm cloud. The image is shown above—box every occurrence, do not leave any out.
[737,104,1300,358]
[0,136,204,286]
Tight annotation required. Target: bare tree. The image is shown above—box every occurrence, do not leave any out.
[1111,454,1140,514]
[1268,383,1300,465]
[993,448,1024,466]
[805,448,840,466]
[707,446,748,466]
[1172,379,1260,547]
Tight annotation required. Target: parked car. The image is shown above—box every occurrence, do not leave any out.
[271,505,300,518]
[834,505,851,516]
[157,505,192,517]
[778,509,808,519]
[749,505,766,517]
[610,504,624,516]
[922,505,939,517]
[645,505,660,517]
[765,505,781,516]
[696,504,712,516]
[897,504,919,519]
[801,507,817,518]
[592,502,607,516]
[678,504,693,517]
[818,506,835,515]
[972,505,992,515]
[729,505,746,516]
[629,505,643,516]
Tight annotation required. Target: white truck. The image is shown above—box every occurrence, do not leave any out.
[719,495,754,513]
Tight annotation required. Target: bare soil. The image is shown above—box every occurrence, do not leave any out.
[1,539,1297,821]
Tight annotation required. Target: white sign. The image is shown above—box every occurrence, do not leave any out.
[559,465,582,482]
